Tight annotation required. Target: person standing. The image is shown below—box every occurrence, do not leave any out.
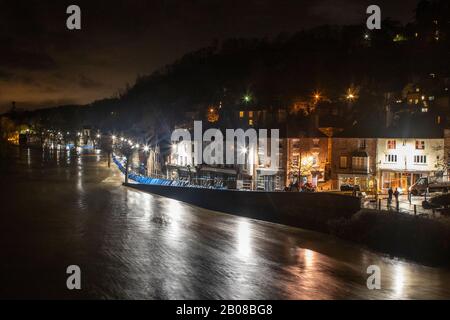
[388,187,393,205]
[394,188,400,209]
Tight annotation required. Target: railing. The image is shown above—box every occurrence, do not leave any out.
[361,194,441,218]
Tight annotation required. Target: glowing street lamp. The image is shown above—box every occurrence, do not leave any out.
[312,91,321,103]
[243,95,252,103]
[143,145,150,152]
[346,88,357,101]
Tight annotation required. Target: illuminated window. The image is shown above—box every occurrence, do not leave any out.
[352,157,368,170]
[339,156,348,168]
[239,111,244,118]
[415,140,425,150]
[249,119,253,126]
[248,111,253,118]
[312,139,320,148]
[387,140,396,149]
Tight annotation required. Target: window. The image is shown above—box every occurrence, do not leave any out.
[248,111,253,118]
[312,139,320,148]
[339,156,348,168]
[414,155,427,164]
[239,111,244,118]
[352,156,368,171]
[415,140,425,150]
[249,119,253,126]
[387,140,396,149]
[358,139,367,149]
[385,154,397,163]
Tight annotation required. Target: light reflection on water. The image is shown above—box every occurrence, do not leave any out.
[1,147,450,299]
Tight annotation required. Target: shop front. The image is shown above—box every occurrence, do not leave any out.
[337,173,376,192]
[380,170,428,193]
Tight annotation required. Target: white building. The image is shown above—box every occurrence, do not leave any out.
[377,138,445,191]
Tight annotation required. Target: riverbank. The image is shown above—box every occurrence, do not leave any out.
[329,209,450,267]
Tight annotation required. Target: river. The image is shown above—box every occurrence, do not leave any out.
[1,147,449,299]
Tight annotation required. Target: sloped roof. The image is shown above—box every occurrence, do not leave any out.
[336,120,443,139]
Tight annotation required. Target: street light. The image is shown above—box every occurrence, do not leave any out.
[346,88,357,101]
[143,145,150,152]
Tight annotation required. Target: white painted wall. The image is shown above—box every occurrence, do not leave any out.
[377,138,444,172]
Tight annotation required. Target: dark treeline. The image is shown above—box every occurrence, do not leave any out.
[3,0,450,141]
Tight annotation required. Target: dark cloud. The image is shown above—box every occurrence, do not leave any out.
[0,0,420,110]
[78,74,103,89]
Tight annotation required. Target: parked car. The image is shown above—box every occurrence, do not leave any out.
[422,193,450,216]
[340,184,360,192]
[410,177,450,196]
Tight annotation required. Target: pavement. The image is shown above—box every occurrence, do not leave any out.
[362,193,442,217]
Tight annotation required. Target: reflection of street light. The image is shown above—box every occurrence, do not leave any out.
[241,147,248,154]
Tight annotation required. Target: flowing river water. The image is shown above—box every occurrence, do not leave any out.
[1,147,450,299]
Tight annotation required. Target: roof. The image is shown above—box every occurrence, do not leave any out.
[336,119,444,139]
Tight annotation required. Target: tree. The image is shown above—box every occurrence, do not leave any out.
[115,140,135,184]
[100,135,114,168]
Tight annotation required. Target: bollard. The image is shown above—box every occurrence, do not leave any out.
[378,199,381,210]
[414,204,417,216]
[396,201,399,212]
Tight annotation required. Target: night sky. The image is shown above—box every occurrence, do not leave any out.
[0,0,419,113]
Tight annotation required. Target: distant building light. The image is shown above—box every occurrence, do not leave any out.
[416,88,420,92]
[429,96,435,101]
[422,108,428,113]
[239,111,244,118]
